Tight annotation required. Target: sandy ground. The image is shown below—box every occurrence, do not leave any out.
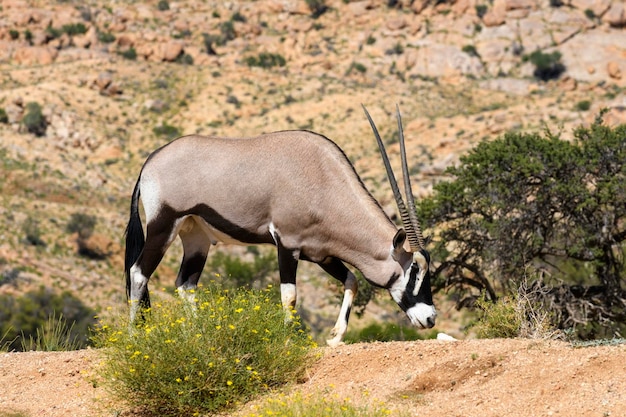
[1,338,625,417]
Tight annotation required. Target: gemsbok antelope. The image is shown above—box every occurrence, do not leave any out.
[124,105,436,346]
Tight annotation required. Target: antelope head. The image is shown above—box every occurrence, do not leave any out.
[363,105,436,329]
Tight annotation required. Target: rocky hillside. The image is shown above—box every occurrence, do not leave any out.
[0,0,625,333]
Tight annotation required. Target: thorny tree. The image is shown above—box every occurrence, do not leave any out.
[420,114,626,338]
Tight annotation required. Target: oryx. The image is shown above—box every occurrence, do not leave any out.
[124,105,436,346]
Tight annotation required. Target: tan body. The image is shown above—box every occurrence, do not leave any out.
[125,114,436,346]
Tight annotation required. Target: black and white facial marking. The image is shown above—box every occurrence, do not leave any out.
[389,249,436,329]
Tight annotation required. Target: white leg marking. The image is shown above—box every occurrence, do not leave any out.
[177,284,198,317]
[327,288,354,348]
[280,283,297,321]
[327,272,358,347]
[129,265,147,323]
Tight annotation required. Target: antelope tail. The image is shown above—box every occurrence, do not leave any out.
[124,179,146,302]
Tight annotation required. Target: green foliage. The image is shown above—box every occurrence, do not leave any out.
[119,47,137,60]
[305,0,328,18]
[153,122,181,140]
[250,391,409,417]
[475,4,488,18]
[344,322,435,343]
[20,312,83,352]
[157,0,169,11]
[385,42,404,55]
[244,52,286,69]
[66,212,96,240]
[462,44,480,58]
[471,293,521,339]
[206,249,278,289]
[97,30,115,43]
[61,23,87,36]
[22,101,47,136]
[22,216,46,247]
[46,25,63,39]
[575,100,591,111]
[93,285,316,416]
[420,117,626,338]
[523,49,565,81]
[470,280,559,339]
[0,287,96,351]
[176,53,194,65]
[0,108,8,124]
[345,61,367,76]
[9,29,19,40]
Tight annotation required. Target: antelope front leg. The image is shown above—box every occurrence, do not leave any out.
[327,271,358,347]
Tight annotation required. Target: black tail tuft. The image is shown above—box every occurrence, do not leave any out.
[125,179,146,306]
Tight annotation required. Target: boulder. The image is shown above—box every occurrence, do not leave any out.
[603,2,626,27]
[12,46,58,65]
[607,61,622,80]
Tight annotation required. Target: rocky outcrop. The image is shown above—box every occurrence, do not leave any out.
[0,0,623,88]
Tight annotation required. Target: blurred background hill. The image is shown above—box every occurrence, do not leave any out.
[1,0,625,344]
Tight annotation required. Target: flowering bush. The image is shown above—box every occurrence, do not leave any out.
[94,284,317,416]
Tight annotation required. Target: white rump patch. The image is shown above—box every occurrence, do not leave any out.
[140,177,161,222]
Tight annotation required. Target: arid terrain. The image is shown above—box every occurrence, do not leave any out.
[1,338,625,416]
[1,0,626,415]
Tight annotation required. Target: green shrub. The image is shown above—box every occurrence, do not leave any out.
[153,122,181,140]
[176,52,194,65]
[46,25,63,39]
[97,31,115,43]
[523,49,565,81]
[251,391,409,417]
[470,283,558,339]
[475,4,488,18]
[344,322,435,343]
[22,101,47,136]
[62,23,87,36]
[462,44,480,58]
[22,216,46,247]
[157,0,170,11]
[244,52,286,69]
[206,249,278,289]
[575,100,591,111]
[0,108,8,124]
[119,47,137,60]
[0,287,96,352]
[471,293,521,338]
[66,212,97,240]
[20,312,83,352]
[306,0,328,18]
[94,284,316,416]
[9,29,19,40]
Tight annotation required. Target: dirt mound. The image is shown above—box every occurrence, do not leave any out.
[1,339,625,416]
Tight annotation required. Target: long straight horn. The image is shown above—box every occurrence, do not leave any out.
[396,105,425,250]
[362,105,417,250]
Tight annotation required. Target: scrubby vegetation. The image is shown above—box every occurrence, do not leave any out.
[94,284,317,416]
[420,115,626,339]
[0,287,96,352]
[247,391,408,417]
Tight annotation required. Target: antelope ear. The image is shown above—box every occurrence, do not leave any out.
[392,229,406,258]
